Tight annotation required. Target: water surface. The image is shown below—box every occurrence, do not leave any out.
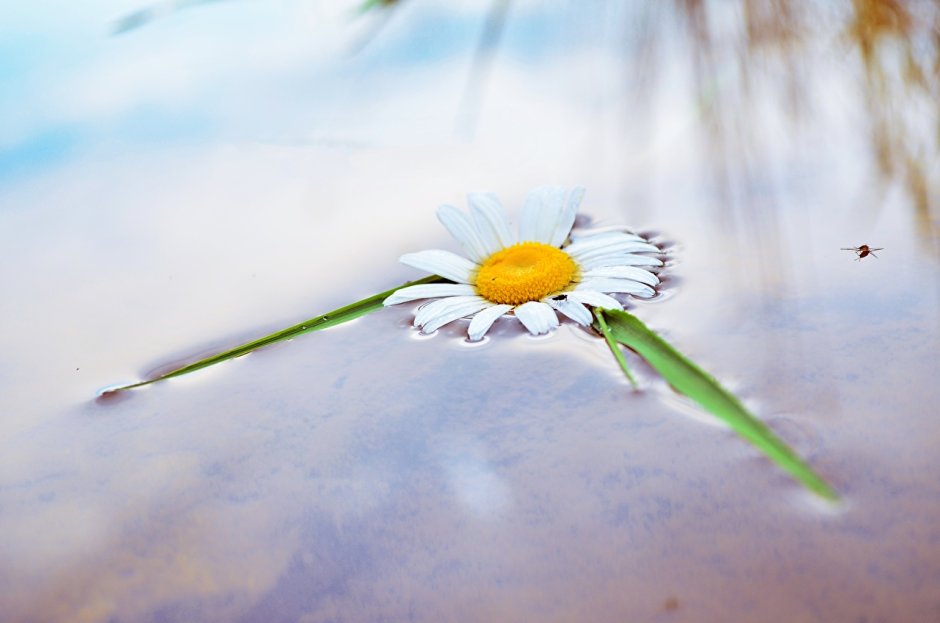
[1,1,939,621]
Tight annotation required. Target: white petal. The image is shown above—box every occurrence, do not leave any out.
[545,296,593,325]
[566,239,661,260]
[415,296,490,333]
[577,252,664,270]
[414,295,479,326]
[567,230,646,247]
[469,193,515,251]
[400,250,476,284]
[564,231,652,254]
[577,278,655,298]
[582,265,659,286]
[514,301,559,335]
[383,283,476,306]
[437,205,489,262]
[467,303,513,341]
[548,186,586,247]
[566,290,623,310]
[519,186,566,244]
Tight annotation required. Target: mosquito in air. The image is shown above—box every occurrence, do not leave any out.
[842,244,883,260]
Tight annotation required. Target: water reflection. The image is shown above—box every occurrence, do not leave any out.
[848,0,940,256]
[668,0,940,258]
[0,1,939,622]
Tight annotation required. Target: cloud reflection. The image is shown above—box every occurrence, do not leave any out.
[442,442,513,519]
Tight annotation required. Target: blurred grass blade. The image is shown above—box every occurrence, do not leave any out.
[597,308,838,501]
[355,0,399,15]
[112,0,234,35]
[107,275,442,392]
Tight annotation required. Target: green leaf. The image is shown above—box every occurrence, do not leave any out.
[105,275,442,393]
[596,308,838,501]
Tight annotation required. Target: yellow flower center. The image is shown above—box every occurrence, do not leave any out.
[474,242,578,305]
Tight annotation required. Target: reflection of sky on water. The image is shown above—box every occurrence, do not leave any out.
[1,1,939,622]
[0,1,554,177]
[0,2,726,174]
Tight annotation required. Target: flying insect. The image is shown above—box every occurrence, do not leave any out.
[842,244,883,260]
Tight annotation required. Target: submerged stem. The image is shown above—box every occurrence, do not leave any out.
[105,274,443,393]
[593,307,638,388]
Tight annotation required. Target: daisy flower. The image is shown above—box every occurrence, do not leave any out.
[384,186,663,341]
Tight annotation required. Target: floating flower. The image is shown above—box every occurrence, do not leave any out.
[384,186,663,340]
[105,188,835,498]
[108,185,836,499]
